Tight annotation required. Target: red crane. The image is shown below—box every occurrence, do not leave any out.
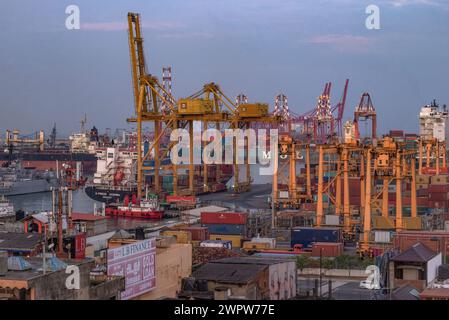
[290,79,349,144]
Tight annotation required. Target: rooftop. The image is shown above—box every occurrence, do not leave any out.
[192,257,291,284]
[0,232,43,252]
[392,242,438,263]
[420,288,449,299]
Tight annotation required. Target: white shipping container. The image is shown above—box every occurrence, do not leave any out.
[200,240,232,249]
[374,231,391,243]
[325,215,340,226]
[279,191,289,199]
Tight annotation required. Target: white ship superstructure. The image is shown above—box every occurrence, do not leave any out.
[92,146,137,187]
[419,100,449,143]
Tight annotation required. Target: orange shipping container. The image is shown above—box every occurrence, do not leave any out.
[311,242,343,257]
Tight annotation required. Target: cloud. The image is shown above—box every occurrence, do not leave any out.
[306,34,377,52]
[387,0,449,8]
[80,21,184,31]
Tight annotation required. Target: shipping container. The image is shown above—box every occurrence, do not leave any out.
[374,231,391,243]
[249,237,276,248]
[166,195,197,204]
[279,191,289,199]
[204,223,246,235]
[200,240,232,249]
[161,230,192,243]
[311,242,343,257]
[243,241,270,250]
[201,212,247,225]
[177,226,209,241]
[209,234,243,248]
[325,215,340,226]
[291,227,342,249]
[428,185,449,193]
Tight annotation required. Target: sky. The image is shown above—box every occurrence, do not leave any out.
[0,0,448,137]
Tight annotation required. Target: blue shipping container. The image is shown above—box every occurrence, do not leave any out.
[203,223,246,235]
[291,227,341,249]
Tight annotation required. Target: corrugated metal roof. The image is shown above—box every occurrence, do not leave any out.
[192,262,267,284]
[182,206,227,217]
[392,284,420,300]
[0,232,43,252]
[392,242,438,262]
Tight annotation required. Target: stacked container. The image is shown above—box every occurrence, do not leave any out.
[201,212,248,248]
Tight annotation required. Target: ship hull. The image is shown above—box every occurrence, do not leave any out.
[0,179,56,196]
[84,185,136,204]
[0,151,97,174]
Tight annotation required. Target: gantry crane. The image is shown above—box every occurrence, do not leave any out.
[126,12,281,198]
[418,137,447,175]
[5,129,45,151]
[359,137,419,252]
[272,133,313,210]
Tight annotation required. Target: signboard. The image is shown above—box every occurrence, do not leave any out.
[107,238,156,300]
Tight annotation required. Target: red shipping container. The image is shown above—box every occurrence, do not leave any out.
[201,212,247,225]
[75,233,86,259]
[166,195,196,204]
[429,200,448,208]
[428,185,449,193]
[302,203,317,211]
[311,242,343,257]
[403,197,411,206]
[349,196,361,205]
[429,193,447,201]
[417,197,429,206]
[178,226,209,241]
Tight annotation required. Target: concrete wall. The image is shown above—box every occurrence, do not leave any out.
[135,243,192,300]
[269,261,297,300]
[427,253,442,284]
[31,260,94,300]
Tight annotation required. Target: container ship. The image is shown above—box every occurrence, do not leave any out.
[85,145,234,203]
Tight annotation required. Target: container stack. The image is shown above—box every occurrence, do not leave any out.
[201,212,248,248]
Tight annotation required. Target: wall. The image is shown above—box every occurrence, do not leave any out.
[31,260,94,300]
[268,261,297,300]
[427,253,442,284]
[207,281,260,300]
[135,243,192,300]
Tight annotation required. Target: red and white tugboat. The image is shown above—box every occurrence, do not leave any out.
[105,194,164,219]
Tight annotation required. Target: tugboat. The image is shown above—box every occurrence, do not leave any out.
[105,194,164,219]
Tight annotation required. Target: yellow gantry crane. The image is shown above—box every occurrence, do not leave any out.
[126,12,281,198]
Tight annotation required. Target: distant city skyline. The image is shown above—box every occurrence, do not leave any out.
[1,0,448,136]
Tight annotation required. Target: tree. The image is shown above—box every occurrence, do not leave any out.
[322,257,334,272]
[296,254,311,272]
